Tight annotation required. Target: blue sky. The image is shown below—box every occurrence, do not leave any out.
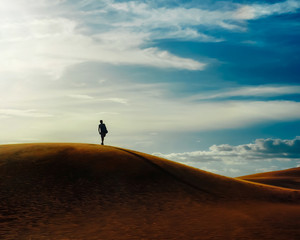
[0,0,300,176]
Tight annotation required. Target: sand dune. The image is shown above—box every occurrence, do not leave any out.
[0,143,299,240]
[238,167,300,190]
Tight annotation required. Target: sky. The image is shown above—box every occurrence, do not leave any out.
[0,0,300,177]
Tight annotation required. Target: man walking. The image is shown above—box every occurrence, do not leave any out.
[98,120,108,145]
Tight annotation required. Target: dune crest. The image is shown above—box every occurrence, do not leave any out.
[238,167,300,190]
[0,143,299,240]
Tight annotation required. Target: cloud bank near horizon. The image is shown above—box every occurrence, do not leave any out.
[154,137,300,176]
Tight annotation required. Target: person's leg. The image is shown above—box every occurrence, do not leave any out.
[101,134,105,145]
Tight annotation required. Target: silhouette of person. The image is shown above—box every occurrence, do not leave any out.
[98,120,108,145]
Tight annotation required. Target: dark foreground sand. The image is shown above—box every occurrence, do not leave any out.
[0,143,299,240]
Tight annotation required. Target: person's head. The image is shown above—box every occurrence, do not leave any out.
[100,120,103,124]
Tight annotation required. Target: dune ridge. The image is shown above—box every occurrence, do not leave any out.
[237,167,300,190]
[0,143,300,240]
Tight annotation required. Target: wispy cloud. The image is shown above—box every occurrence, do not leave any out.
[97,0,300,30]
[67,94,128,104]
[3,75,300,136]
[234,0,300,20]
[1,0,299,77]
[0,109,53,118]
[189,85,300,100]
[0,0,206,77]
[100,98,128,104]
[68,94,94,100]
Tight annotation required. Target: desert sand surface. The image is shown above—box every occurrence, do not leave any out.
[0,143,299,240]
[238,167,300,190]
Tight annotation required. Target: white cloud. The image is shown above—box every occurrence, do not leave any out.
[189,85,300,100]
[0,19,204,78]
[100,98,128,104]
[255,166,279,173]
[67,93,128,104]
[0,109,53,118]
[152,28,224,42]
[105,0,298,29]
[1,0,298,77]
[154,137,300,164]
[234,0,300,20]
[68,94,94,100]
[101,0,300,32]
[0,1,207,78]
[0,18,76,42]
[153,137,300,177]
[201,167,222,174]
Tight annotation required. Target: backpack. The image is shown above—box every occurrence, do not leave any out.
[101,124,108,134]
